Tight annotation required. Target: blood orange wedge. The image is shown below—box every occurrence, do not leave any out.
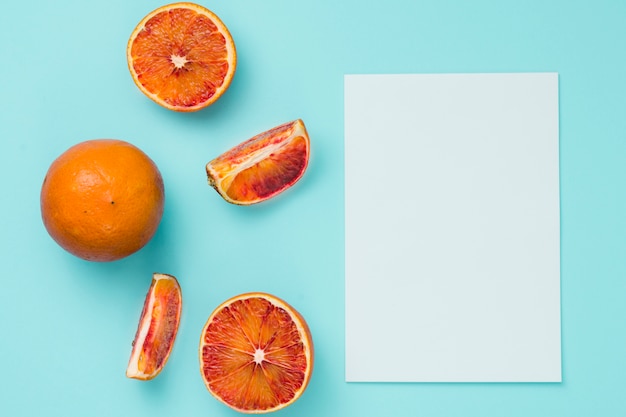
[199,292,314,414]
[127,273,182,380]
[127,2,236,112]
[206,120,310,205]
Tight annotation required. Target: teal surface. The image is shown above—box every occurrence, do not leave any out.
[1,0,624,415]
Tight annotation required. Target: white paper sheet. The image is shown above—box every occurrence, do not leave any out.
[344,73,561,382]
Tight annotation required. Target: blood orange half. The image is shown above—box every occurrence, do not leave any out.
[199,293,314,413]
[127,273,182,380]
[127,2,236,112]
[206,120,310,205]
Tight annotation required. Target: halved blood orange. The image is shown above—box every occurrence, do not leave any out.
[206,120,310,205]
[199,292,314,414]
[127,273,182,380]
[127,2,236,112]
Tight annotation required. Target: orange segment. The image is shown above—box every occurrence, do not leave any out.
[206,120,310,205]
[127,2,236,112]
[199,293,314,413]
[127,273,182,380]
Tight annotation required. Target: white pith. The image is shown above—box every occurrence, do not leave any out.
[253,348,265,364]
[170,54,189,69]
[237,140,289,171]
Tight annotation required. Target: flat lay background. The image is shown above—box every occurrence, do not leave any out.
[1,0,625,416]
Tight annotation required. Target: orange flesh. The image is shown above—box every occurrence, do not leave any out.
[226,136,308,201]
[130,276,181,378]
[207,120,310,205]
[201,297,309,411]
[130,7,231,108]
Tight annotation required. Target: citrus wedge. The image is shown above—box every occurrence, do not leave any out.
[127,273,182,380]
[206,120,310,205]
[127,2,236,112]
[199,292,314,413]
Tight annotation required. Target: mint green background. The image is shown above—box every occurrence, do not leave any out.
[1,0,624,415]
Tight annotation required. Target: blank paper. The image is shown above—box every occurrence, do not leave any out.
[344,73,561,382]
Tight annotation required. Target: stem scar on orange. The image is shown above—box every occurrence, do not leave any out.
[199,293,314,414]
[206,120,310,205]
[40,139,164,262]
[127,273,182,381]
[127,2,237,112]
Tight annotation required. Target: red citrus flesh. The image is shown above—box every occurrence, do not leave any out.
[206,120,310,205]
[199,293,314,413]
[127,273,182,380]
[127,2,237,112]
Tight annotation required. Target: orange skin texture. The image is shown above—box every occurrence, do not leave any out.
[40,139,164,262]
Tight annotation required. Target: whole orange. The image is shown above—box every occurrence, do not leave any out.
[40,139,165,262]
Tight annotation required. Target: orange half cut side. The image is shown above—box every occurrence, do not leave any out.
[206,120,310,205]
[127,273,182,380]
[127,2,237,112]
[199,292,314,413]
